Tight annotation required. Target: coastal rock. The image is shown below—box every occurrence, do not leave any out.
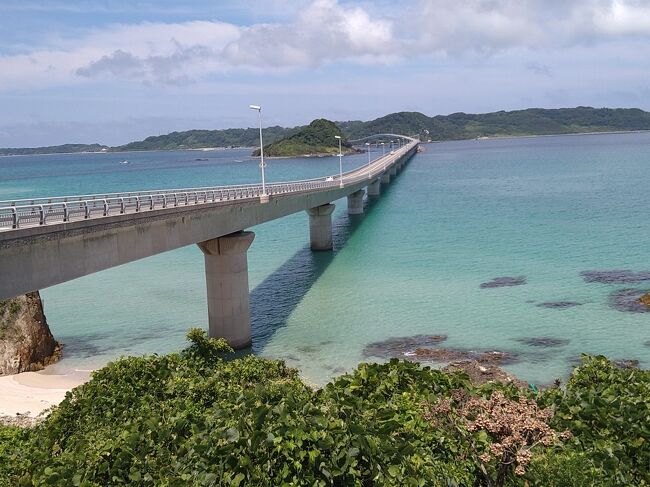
[363,334,448,359]
[0,292,61,375]
[515,337,570,347]
[480,276,527,289]
[608,288,650,313]
[580,270,650,284]
[535,301,582,309]
[613,358,640,369]
[411,348,519,365]
[443,360,527,388]
[363,335,518,365]
[639,292,650,308]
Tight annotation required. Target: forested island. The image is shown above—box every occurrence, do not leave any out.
[252,119,356,157]
[2,107,650,156]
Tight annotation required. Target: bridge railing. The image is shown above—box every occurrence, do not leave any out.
[0,140,417,231]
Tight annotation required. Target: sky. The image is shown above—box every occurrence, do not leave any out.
[1,0,649,147]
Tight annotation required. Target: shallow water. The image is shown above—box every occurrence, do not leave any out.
[1,133,649,385]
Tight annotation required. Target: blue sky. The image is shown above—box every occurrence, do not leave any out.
[1,0,649,146]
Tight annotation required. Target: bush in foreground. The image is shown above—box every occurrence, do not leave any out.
[0,330,647,486]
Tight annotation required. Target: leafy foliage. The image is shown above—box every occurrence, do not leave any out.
[539,355,650,485]
[0,333,647,486]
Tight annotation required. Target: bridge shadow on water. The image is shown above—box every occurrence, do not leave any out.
[249,195,385,354]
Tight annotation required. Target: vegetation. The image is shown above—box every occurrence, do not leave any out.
[0,329,647,486]
[254,119,354,157]
[340,106,650,141]
[114,126,297,152]
[5,107,650,156]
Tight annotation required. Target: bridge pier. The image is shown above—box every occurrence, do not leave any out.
[197,231,255,349]
[389,166,397,177]
[347,190,365,215]
[307,203,335,251]
[367,179,381,197]
[380,173,391,185]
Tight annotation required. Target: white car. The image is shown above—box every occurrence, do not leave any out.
[325,176,334,182]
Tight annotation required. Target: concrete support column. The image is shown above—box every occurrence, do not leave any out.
[306,203,335,251]
[197,231,255,349]
[389,166,397,177]
[381,172,391,184]
[367,179,381,197]
[347,190,365,215]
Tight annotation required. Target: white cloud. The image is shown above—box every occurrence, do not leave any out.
[411,0,650,54]
[222,0,395,67]
[1,0,650,93]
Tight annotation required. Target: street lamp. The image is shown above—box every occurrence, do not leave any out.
[334,135,343,188]
[381,142,385,156]
[365,142,371,179]
[249,104,268,203]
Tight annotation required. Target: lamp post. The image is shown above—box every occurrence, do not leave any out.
[249,104,268,203]
[365,142,371,179]
[381,142,386,170]
[334,135,343,188]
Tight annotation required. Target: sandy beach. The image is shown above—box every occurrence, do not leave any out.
[0,365,90,418]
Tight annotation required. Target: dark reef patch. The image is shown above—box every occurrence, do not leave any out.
[363,334,448,359]
[580,270,650,284]
[480,276,527,288]
[515,337,570,347]
[411,348,519,365]
[536,301,582,309]
[644,340,650,348]
[608,288,650,313]
[363,335,519,365]
[612,358,640,368]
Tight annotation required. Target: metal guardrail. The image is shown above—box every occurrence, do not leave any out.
[0,139,417,232]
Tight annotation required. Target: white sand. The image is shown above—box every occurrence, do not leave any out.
[0,365,90,417]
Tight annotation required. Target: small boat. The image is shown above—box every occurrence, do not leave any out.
[234,159,244,163]
[119,160,129,165]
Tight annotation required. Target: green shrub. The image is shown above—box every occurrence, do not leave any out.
[539,355,650,485]
[0,333,647,486]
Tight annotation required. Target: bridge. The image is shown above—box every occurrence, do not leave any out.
[0,135,419,348]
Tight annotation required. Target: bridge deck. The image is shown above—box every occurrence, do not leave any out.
[0,138,417,238]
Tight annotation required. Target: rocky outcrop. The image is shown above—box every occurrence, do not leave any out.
[443,360,528,388]
[0,292,61,375]
[639,292,650,308]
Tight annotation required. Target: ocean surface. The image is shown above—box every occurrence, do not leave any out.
[1,133,649,385]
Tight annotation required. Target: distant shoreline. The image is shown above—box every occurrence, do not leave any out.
[461,128,650,142]
[3,128,650,158]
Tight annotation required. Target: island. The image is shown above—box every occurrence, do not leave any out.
[252,118,358,158]
[3,107,650,156]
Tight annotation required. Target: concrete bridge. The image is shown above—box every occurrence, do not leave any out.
[0,136,418,348]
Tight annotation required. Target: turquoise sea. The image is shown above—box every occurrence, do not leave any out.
[1,132,649,385]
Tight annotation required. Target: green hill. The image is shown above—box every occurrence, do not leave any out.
[113,126,297,152]
[340,107,650,141]
[254,119,354,157]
